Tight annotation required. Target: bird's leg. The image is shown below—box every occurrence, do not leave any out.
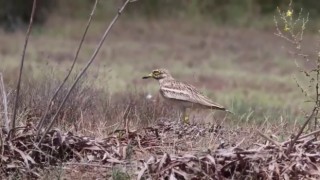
[176,110,181,124]
[181,107,189,124]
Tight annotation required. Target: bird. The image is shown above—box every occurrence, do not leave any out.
[142,68,231,123]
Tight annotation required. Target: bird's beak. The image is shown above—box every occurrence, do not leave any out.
[142,73,153,79]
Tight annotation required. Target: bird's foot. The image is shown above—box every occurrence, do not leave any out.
[183,115,190,125]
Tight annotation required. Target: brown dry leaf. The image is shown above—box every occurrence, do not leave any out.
[172,169,191,179]
[157,153,170,172]
[137,162,148,180]
[82,146,102,151]
[87,154,95,161]
[105,158,124,164]
[6,163,20,169]
[169,171,177,180]
[3,120,320,179]
[283,173,290,180]
[13,146,36,169]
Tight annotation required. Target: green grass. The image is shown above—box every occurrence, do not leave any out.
[112,169,131,180]
[0,18,316,124]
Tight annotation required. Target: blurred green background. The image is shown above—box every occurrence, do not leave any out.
[0,0,319,31]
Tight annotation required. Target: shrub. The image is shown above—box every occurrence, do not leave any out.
[0,0,56,32]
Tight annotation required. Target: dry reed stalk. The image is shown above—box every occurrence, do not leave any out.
[0,73,9,134]
[38,0,134,144]
[36,0,99,138]
[11,0,37,139]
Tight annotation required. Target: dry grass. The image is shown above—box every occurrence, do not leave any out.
[0,19,314,122]
[0,70,312,179]
[2,110,319,179]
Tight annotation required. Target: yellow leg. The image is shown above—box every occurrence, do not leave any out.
[184,115,189,124]
[180,107,189,124]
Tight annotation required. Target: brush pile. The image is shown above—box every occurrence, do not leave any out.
[137,134,320,179]
[1,120,320,179]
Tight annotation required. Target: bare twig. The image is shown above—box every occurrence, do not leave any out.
[63,162,112,168]
[10,0,37,139]
[0,126,2,157]
[232,138,246,149]
[0,112,3,157]
[38,0,133,144]
[313,54,320,130]
[283,128,320,145]
[35,0,99,138]
[287,107,317,154]
[0,73,9,134]
[299,128,320,140]
[274,2,319,154]
[256,129,281,147]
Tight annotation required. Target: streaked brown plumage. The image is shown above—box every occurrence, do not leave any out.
[142,68,231,123]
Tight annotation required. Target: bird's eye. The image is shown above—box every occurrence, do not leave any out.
[153,70,160,75]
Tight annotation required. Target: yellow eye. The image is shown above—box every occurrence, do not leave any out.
[153,70,160,75]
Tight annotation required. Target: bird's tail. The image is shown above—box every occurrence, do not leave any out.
[211,105,234,115]
[224,109,234,115]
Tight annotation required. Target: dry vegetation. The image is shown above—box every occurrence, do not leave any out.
[1,0,320,179]
[2,117,320,179]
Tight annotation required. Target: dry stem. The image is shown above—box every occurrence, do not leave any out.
[35,0,99,138]
[0,73,9,134]
[38,0,133,144]
[10,0,37,139]
[256,129,281,147]
[287,107,317,154]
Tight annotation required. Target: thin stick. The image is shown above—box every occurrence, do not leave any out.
[10,0,37,139]
[283,128,320,145]
[299,128,320,140]
[287,107,317,154]
[63,162,112,168]
[256,129,281,147]
[0,73,9,134]
[0,125,2,157]
[35,0,99,138]
[314,55,320,131]
[38,0,132,144]
[232,138,246,149]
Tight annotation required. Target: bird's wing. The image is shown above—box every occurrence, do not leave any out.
[160,81,225,110]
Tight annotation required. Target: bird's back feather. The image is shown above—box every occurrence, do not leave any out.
[159,80,226,110]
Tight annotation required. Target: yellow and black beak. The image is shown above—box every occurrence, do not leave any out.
[142,73,153,79]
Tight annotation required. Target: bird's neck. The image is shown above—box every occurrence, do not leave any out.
[158,77,174,85]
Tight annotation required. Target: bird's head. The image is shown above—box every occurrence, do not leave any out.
[142,68,172,80]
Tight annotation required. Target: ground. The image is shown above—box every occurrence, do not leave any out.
[0,17,319,179]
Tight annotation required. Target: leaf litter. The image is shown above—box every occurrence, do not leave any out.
[1,120,320,179]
